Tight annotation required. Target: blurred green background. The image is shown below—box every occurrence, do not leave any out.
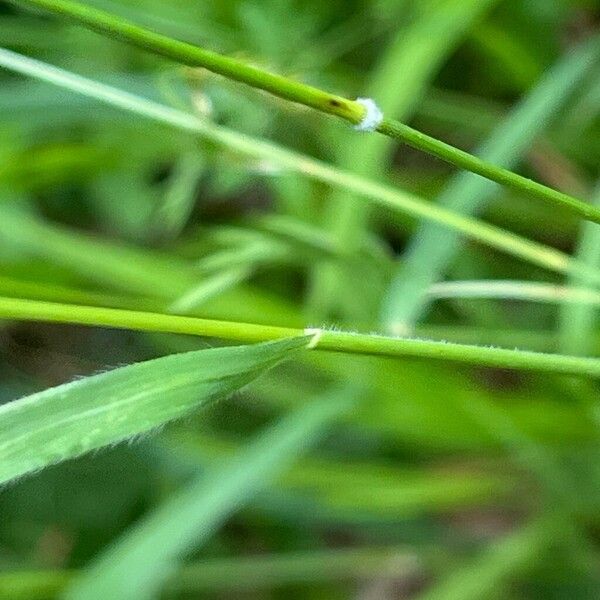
[1,0,600,597]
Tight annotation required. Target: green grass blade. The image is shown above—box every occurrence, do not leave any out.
[0,337,307,486]
[166,430,512,517]
[2,47,599,293]
[167,267,251,314]
[382,36,600,332]
[559,184,600,356]
[63,391,354,600]
[0,204,199,300]
[0,273,160,311]
[418,519,558,600]
[8,0,600,224]
[440,346,599,587]
[310,0,496,318]
[151,151,204,240]
[428,280,600,307]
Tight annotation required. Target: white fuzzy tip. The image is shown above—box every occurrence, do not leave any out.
[354,97,383,132]
[389,322,413,337]
[304,328,324,349]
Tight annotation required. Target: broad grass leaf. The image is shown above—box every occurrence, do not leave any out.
[63,390,353,600]
[0,337,307,486]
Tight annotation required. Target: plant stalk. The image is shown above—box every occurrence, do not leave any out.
[9,0,600,224]
[2,296,600,378]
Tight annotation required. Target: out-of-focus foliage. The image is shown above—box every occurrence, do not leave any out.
[0,0,599,598]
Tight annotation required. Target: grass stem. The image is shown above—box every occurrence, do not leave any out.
[0,47,594,287]
[10,0,600,223]
[2,296,600,378]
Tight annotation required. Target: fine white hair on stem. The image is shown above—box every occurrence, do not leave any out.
[354,97,384,132]
[304,328,324,349]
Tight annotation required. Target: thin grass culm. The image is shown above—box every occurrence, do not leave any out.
[8,0,600,224]
[1,47,598,289]
[2,296,600,378]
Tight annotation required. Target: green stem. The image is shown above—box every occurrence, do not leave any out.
[0,47,594,286]
[10,0,361,120]
[2,296,600,378]
[378,118,600,223]
[10,0,600,224]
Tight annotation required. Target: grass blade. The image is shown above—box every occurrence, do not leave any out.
[418,519,558,600]
[1,48,599,292]
[8,0,600,223]
[0,204,199,300]
[559,184,600,356]
[428,280,600,307]
[0,546,418,599]
[382,36,600,332]
[151,151,204,240]
[63,391,354,600]
[0,337,307,486]
[161,426,513,517]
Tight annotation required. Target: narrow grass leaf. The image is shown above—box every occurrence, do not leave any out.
[162,430,512,517]
[151,151,204,240]
[0,203,199,299]
[63,390,354,600]
[311,0,496,318]
[0,273,160,311]
[418,519,558,600]
[428,280,600,307]
[559,183,600,356]
[382,36,600,332]
[2,48,600,291]
[167,267,251,314]
[0,546,418,599]
[0,337,307,486]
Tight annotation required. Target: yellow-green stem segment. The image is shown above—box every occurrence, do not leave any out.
[9,0,600,224]
[2,297,600,378]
